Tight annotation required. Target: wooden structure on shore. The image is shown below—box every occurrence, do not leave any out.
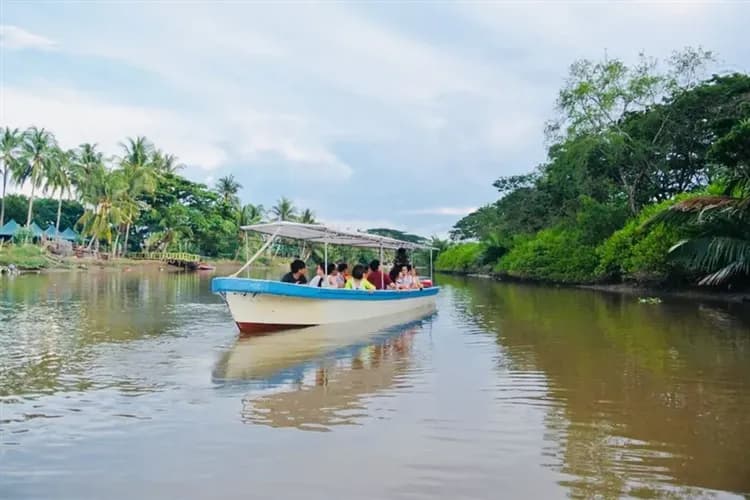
[133,252,202,270]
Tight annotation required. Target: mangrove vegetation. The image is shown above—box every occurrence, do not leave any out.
[438,48,749,289]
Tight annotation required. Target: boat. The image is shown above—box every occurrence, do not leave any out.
[211,221,439,334]
[197,262,216,271]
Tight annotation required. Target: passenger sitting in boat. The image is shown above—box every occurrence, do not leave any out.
[345,264,376,291]
[397,265,414,289]
[308,263,326,288]
[409,266,423,289]
[366,259,392,290]
[309,263,337,288]
[281,259,308,284]
[336,262,349,288]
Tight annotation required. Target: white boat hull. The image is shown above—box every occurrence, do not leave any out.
[224,291,437,333]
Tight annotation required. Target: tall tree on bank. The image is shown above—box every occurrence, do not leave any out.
[271,197,296,221]
[216,175,242,207]
[46,148,74,235]
[18,127,57,228]
[77,163,126,256]
[0,127,23,226]
[119,137,157,256]
[550,48,715,214]
[299,208,316,224]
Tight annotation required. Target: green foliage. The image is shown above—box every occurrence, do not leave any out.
[496,228,599,283]
[435,243,482,272]
[0,244,47,269]
[12,227,34,245]
[446,51,750,287]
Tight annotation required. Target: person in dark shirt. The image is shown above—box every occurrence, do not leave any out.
[366,259,392,290]
[281,259,307,284]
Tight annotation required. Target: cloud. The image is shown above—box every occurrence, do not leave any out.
[2,85,227,170]
[404,207,477,216]
[0,25,58,50]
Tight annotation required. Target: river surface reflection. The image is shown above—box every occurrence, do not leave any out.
[1,270,749,499]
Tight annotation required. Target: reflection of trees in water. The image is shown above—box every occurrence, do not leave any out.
[0,270,214,398]
[240,328,418,432]
[441,275,750,497]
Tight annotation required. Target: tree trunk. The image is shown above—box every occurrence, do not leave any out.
[25,183,36,227]
[123,222,131,257]
[55,192,63,236]
[0,170,7,227]
[112,231,120,259]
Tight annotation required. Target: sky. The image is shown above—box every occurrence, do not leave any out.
[1,1,748,237]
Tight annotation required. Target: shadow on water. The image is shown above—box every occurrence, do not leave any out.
[440,274,750,498]
[212,306,437,432]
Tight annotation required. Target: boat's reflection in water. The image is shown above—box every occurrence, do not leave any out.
[213,305,436,431]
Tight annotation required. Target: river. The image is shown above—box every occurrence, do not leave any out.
[1,270,749,499]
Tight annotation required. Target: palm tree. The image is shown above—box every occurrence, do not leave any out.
[46,148,73,235]
[216,175,242,206]
[0,127,23,226]
[153,150,184,174]
[118,137,157,256]
[77,165,127,257]
[271,197,297,221]
[651,119,750,285]
[72,143,104,189]
[17,127,57,228]
[299,208,316,224]
[238,203,265,226]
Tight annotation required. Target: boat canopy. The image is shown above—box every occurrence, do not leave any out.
[240,221,434,250]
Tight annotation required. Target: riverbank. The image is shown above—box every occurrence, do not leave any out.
[441,271,750,304]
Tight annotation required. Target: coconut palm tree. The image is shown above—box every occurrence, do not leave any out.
[238,203,265,226]
[119,137,158,256]
[271,197,297,221]
[72,143,105,189]
[0,127,23,226]
[298,208,316,224]
[216,175,242,206]
[46,148,74,235]
[77,165,127,257]
[17,127,57,228]
[153,150,184,174]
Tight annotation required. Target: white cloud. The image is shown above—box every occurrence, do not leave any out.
[2,86,227,170]
[0,25,58,51]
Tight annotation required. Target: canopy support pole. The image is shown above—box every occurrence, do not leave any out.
[230,228,280,277]
[429,249,433,284]
[379,244,384,289]
[324,236,328,283]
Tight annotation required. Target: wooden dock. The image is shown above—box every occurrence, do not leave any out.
[133,252,203,270]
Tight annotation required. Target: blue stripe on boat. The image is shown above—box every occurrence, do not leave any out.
[211,277,440,301]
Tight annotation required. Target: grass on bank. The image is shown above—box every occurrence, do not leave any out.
[0,244,49,270]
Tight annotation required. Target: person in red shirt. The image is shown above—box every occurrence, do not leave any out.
[366,259,392,290]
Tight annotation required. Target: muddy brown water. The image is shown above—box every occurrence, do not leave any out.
[1,270,749,499]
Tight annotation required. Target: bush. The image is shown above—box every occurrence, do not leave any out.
[435,243,482,272]
[0,244,48,269]
[12,227,34,245]
[495,227,599,283]
[595,198,685,281]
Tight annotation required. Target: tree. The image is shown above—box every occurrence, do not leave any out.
[216,175,242,206]
[18,127,57,228]
[0,127,23,226]
[119,137,158,256]
[77,165,127,256]
[153,150,184,174]
[299,208,316,224]
[550,48,714,214]
[271,197,296,221]
[46,148,74,234]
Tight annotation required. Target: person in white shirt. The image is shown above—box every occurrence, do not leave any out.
[310,263,338,288]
